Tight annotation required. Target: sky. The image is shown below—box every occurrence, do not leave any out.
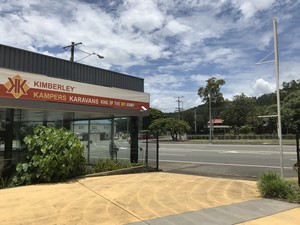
[0,0,299,112]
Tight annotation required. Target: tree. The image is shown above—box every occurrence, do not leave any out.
[182,109,196,134]
[221,93,257,129]
[149,118,191,141]
[260,104,278,134]
[198,77,226,126]
[254,80,300,134]
[142,108,165,130]
[281,79,300,100]
[256,93,276,106]
[180,104,209,134]
[260,90,300,134]
[198,77,226,104]
[281,90,300,133]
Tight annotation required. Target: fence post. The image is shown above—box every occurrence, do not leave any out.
[145,131,149,167]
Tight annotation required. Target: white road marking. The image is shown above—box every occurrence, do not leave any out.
[217,150,273,155]
[160,159,293,169]
[219,150,238,153]
[160,153,186,156]
[160,148,295,155]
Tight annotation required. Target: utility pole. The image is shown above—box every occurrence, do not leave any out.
[194,108,197,134]
[209,92,212,143]
[175,96,184,119]
[63,42,83,62]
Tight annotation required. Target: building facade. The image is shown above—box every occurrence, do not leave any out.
[0,44,150,176]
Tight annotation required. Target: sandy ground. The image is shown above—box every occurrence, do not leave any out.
[0,172,260,225]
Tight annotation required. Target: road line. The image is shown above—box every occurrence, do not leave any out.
[160,148,295,155]
[217,150,272,155]
[160,159,293,169]
[160,153,186,156]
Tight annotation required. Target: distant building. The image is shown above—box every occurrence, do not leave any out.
[73,120,117,142]
[207,119,230,134]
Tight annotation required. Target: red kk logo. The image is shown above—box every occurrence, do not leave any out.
[4,75,30,98]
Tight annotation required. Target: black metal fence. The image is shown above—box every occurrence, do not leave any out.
[138,131,159,171]
[296,131,300,186]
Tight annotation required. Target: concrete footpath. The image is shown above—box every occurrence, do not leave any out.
[0,172,299,225]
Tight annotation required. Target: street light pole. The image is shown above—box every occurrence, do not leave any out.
[273,17,284,178]
[256,18,284,178]
[209,92,212,144]
[194,108,197,134]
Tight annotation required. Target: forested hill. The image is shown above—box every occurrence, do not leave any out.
[165,79,300,134]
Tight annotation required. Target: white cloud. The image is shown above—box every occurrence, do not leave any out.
[144,73,203,112]
[0,0,298,113]
[145,74,185,90]
[163,20,191,36]
[280,60,300,82]
[120,0,165,33]
[253,78,276,95]
[232,0,276,19]
[203,47,242,66]
[150,90,200,113]
[256,31,274,50]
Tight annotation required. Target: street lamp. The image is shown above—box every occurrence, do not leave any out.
[209,92,213,144]
[75,52,104,63]
[256,17,283,177]
[273,17,284,178]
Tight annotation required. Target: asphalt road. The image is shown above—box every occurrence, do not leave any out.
[1,140,297,180]
[80,139,298,179]
[157,142,298,179]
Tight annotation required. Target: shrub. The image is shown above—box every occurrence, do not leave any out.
[285,179,300,203]
[11,126,86,186]
[257,171,293,199]
[0,177,7,189]
[238,126,252,134]
[287,187,300,203]
[91,158,143,173]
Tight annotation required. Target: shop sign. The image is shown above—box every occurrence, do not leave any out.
[0,69,149,110]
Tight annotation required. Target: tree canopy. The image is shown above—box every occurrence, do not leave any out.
[282,90,300,132]
[221,93,257,128]
[258,81,300,134]
[281,79,300,99]
[149,118,191,141]
[142,108,165,130]
[198,77,226,104]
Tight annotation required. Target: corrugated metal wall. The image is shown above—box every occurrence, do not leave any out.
[0,44,144,92]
